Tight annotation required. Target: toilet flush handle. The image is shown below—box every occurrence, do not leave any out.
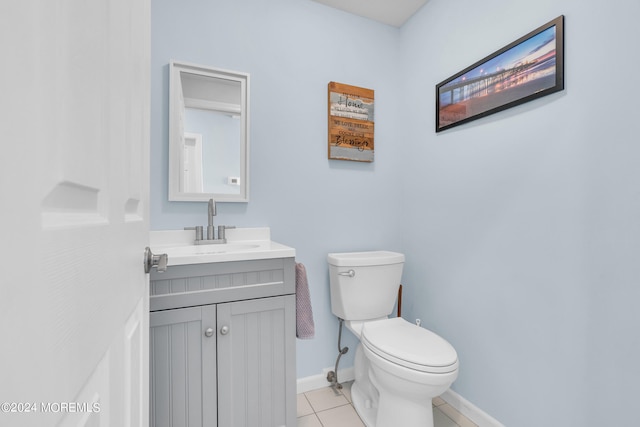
[338,270,355,277]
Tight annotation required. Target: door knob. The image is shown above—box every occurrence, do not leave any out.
[219,325,230,335]
[204,327,214,337]
[144,247,168,273]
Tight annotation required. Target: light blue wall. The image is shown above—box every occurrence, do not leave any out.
[151,0,403,379]
[152,0,640,425]
[399,0,640,426]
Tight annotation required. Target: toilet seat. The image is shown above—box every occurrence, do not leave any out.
[361,318,458,374]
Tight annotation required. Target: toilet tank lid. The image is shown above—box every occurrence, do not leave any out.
[327,251,405,267]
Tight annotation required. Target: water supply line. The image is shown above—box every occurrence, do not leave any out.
[326,318,349,390]
[326,285,402,390]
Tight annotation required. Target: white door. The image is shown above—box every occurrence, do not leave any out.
[0,1,150,427]
[182,132,204,193]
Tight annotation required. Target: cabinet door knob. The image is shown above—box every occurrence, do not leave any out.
[204,327,214,337]
[220,325,230,335]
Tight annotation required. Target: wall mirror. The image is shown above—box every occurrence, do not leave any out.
[169,61,249,202]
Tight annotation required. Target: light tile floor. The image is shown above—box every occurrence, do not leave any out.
[297,381,478,427]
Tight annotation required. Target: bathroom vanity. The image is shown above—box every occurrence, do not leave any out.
[149,228,296,427]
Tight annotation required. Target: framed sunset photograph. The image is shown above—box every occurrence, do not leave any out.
[436,16,564,132]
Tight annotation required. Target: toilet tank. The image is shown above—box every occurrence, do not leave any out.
[327,251,405,321]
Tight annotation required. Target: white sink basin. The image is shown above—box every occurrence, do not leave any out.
[150,227,295,266]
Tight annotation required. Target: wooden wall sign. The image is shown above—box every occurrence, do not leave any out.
[328,82,374,162]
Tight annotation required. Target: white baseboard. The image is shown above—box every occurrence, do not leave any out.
[297,367,355,394]
[440,388,505,427]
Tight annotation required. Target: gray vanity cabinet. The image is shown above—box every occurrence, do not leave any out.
[150,305,217,427]
[149,257,296,427]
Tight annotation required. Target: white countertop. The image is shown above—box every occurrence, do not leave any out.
[150,227,296,266]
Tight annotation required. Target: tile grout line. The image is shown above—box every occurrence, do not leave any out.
[309,390,327,427]
[314,401,355,414]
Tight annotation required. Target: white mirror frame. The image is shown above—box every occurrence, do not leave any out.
[169,61,250,202]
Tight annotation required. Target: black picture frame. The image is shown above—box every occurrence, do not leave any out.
[436,15,564,132]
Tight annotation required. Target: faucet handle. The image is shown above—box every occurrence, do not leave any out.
[184,225,204,241]
[217,225,235,241]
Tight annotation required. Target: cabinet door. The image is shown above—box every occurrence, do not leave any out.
[150,305,217,427]
[217,295,296,427]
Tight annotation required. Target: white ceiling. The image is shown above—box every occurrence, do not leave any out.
[311,0,428,27]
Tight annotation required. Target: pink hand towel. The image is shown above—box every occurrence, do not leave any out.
[296,262,315,339]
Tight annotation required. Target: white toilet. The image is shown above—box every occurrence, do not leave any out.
[328,251,459,427]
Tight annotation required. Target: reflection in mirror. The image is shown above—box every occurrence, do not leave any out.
[169,61,249,202]
[182,109,241,194]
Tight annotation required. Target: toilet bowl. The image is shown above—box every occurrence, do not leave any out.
[344,317,458,427]
[360,317,458,427]
[328,251,459,427]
